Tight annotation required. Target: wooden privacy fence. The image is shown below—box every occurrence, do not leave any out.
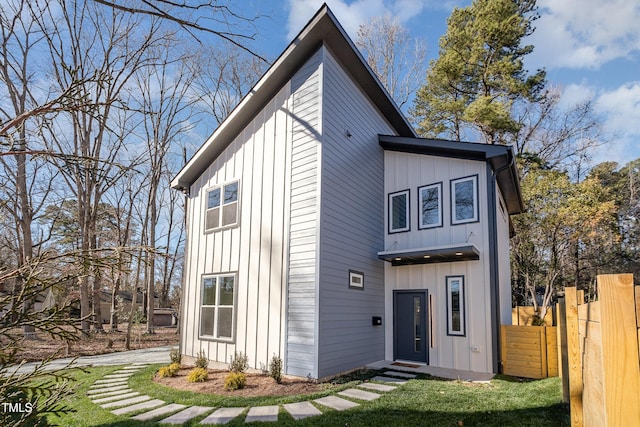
[500,325,558,379]
[559,274,640,427]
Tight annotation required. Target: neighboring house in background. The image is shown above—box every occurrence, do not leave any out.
[171,5,523,379]
[98,290,159,324]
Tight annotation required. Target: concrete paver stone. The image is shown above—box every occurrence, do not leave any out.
[91,392,140,404]
[86,388,135,399]
[358,382,397,392]
[283,402,322,420]
[111,399,165,416]
[371,376,407,384]
[159,406,213,424]
[245,405,279,423]
[131,403,187,421]
[87,384,129,395]
[314,396,360,411]
[338,388,381,401]
[100,395,151,409]
[200,407,245,424]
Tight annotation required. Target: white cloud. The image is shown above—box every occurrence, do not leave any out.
[286,0,434,40]
[571,81,640,165]
[528,0,640,70]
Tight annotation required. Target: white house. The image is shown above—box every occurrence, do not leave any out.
[171,5,523,380]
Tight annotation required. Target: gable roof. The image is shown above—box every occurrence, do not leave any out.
[171,4,415,191]
[379,135,524,215]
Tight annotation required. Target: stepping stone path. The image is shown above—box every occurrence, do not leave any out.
[86,366,411,424]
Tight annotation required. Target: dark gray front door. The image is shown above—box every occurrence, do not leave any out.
[394,290,428,363]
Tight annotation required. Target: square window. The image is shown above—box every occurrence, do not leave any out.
[349,270,364,290]
[418,182,442,229]
[205,180,239,231]
[451,176,478,225]
[200,274,236,341]
[446,276,465,336]
[389,189,410,233]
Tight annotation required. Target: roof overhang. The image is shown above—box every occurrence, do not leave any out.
[378,244,480,266]
[379,135,524,215]
[171,5,415,191]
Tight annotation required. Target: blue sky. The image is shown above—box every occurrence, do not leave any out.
[247,0,640,167]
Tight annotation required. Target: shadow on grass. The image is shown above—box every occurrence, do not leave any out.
[88,403,570,427]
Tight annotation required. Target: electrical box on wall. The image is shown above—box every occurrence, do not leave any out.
[372,316,382,326]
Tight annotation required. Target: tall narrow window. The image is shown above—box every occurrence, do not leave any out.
[200,274,236,341]
[446,276,465,336]
[418,182,442,229]
[205,180,239,231]
[451,176,478,225]
[389,189,410,233]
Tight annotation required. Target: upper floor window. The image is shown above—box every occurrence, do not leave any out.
[389,189,410,233]
[205,180,239,231]
[451,175,478,225]
[418,182,442,229]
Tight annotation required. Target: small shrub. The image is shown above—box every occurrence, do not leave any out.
[158,362,180,378]
[224,372,246,390]
[186,367,208,383]
[170,347,181,364]
[269,354,283,384]
[195,349,208,369]
[228,351,248,373]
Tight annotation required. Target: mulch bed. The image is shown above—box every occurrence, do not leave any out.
[154,368,329,397]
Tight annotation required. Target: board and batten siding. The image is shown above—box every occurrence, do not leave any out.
[496,184,512,326]
[181,80,292,372]
[316,47,393,379]
[285,49,323,378]
[382,152,494,374]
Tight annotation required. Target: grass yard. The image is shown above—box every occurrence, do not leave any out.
[46,365,569,426]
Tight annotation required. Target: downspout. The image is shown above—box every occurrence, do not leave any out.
[487,154,515,374]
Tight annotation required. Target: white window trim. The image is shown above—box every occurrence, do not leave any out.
[199,273,237,342]
[204,180,240,232]
[450,175,479,225]
[446,275,465,337]
[418,182,443,229]
[349,270,364,290]
[389,189,410,233]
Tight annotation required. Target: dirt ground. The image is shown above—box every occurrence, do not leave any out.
[154,368,329,397]
[11,324,180,363]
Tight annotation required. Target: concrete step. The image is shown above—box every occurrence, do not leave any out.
[132,403,187,421]
[87,385,129,396]
[338,388,381,401]
[200,407,245,424]
[111,399,164,416]
[245,405,279,423]
[283,402,322,420]
[314,396,359,411]
[358,382,397,392]
[92,392,140,404]
[159,406,212,424]
[371,375,407,384]
[100,395,151,409]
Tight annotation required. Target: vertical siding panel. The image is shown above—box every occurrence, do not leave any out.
[269,91,288,360]
[246,116,265,365]
[236,126,253,362]
[256,99,276,367]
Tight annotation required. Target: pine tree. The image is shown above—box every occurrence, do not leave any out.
[412,0,546,144]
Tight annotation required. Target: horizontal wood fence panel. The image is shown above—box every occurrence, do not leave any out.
[501,325,557,379]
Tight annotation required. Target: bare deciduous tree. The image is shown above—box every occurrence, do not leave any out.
[356,14,426,109]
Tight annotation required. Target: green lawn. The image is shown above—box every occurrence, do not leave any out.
[46,365,569,426]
